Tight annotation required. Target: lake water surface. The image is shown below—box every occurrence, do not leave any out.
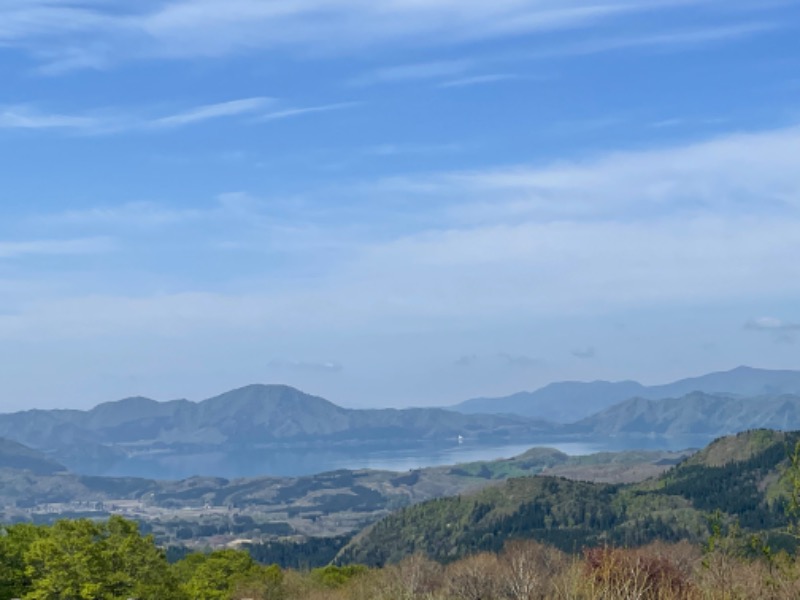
[108,435,707,480]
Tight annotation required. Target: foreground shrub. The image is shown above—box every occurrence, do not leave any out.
[582,545,694,599]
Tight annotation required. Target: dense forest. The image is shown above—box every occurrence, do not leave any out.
[339,430,800,565]
[5,515,800,599]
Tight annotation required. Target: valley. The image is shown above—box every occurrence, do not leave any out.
[0,439,688,554]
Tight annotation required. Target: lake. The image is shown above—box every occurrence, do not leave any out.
[104,435,708,480]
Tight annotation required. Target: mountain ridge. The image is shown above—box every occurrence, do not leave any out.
[568,391,800,437]
[452,366,800,422]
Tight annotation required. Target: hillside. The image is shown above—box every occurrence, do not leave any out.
[0,438,67,475]
[0,385,548,477]
[0,439,687,548]
[337,429,800,566]
[453,366,800,421]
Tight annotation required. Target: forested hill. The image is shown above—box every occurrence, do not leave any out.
[337,429,800,566]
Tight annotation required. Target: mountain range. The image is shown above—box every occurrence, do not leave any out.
[0,384,549,477]
[452,366,800,422]
[3,366,800,479]
[567,391,800,437]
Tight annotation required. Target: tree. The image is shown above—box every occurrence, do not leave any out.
[23,516,184,600]
[500,539,565,600]
[178,549,260,600]
[230,564,284,600]
[444,553,502,600]
[0,523,45,600]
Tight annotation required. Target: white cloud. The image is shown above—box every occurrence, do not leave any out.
[150,97,273,127]
[370,125,800,223]
[268,359,343,373]
[438,73,519,88]
[5,124,800,344]
[745,316,800,344]
[0,237,113,259]
[526,22,780,60]
[47,201,207,227]
[0,97,336,135]
[256,102,361,122]
[350,60,473,86]
[745,317,800,332]
[0,0,768,69]
[0,105,98,129]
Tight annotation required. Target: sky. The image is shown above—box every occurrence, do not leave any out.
[1,0,799,411]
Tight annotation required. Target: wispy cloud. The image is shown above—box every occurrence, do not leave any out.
[268,359,343,373]
[3,0,754,70]
[0,97,350,135]
[150,97,273,128]
[7,125,800,343]
[47,201,207,228]
[745,316,800,344]
[256,102,361,122]
[365,142,466,157]
[0,237,113,259]
[368,125,800,223]
[530,22,780,59]
[350,60,473,86]
[571,347,597,359]
[0,105,98,130]
[745,317,800,332]
[438,73,519,89]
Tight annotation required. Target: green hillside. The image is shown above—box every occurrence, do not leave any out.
[338,429,800,566]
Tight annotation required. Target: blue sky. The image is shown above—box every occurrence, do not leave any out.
[1,0,799,411]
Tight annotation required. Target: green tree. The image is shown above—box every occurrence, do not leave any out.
[178,549,260,600]
[23,516,184,600]
[230,564,284,600]
[0,523,45,600]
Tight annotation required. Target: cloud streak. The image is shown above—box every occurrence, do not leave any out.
[256,102,361,122]
[745,317,800,332]
[438,73,519,88]
[0,97,350,134]
[268,359,343,373]
[526,22,780,60]
[746,316,800,344]
[0,237,113,259]
[0,0,775,70]
[351,60,473,86]
[368,125,800,224]
[0,105,99,130]
[150,97,273,128]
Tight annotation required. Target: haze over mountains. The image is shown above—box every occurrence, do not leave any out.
[453,366,800,422]
[1,366,800,479]
[0,384,549,478]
